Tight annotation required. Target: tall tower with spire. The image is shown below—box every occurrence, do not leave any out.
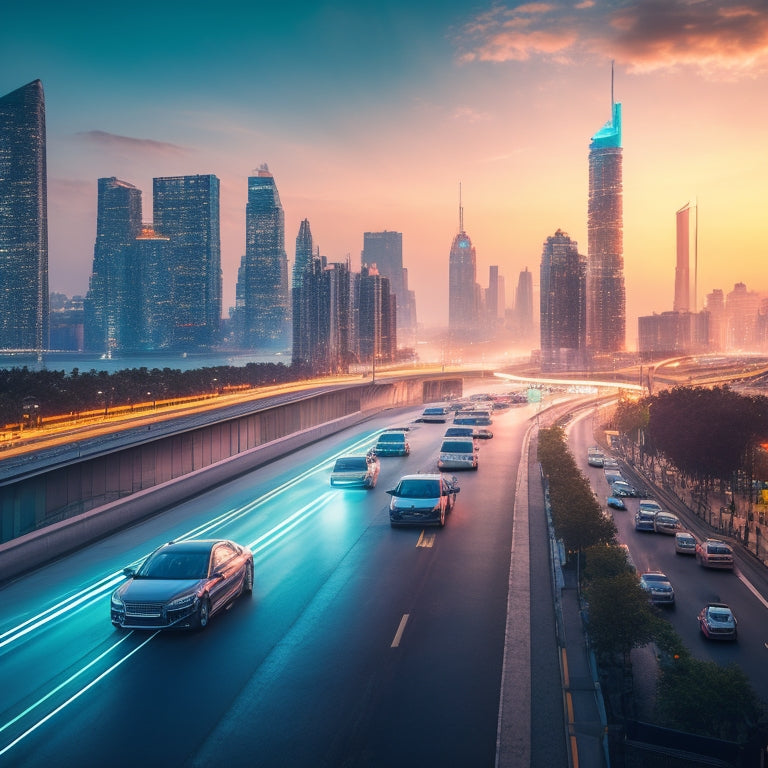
[586,64,625,355]
[448,185,478,339]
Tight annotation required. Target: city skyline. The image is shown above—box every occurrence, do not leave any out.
[2,1,768,348]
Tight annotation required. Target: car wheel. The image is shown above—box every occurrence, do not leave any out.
[196,596,211,630]
[243,562,254,595]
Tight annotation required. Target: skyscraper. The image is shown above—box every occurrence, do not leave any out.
[84,177,142,352]
[587,73,625,355]
[356,264,396,364]
[235,165,290,350]
[486,265,505,324]
[125,225,173,351]
[674,201,697,313]
[0,80,48,352]
[514,267,535,341]
[362,231,412,331]
[540,229,587,371]
[448,189,478,340]
[292,219,314,367]
[153,174,221,350]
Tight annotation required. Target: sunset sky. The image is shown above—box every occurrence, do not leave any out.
[2,0,767,349]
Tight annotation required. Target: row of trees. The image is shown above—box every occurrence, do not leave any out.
[0,362,313,427]
[537,425,765,746]
[614,385,768,489]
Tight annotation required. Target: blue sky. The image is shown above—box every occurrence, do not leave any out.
[3,1,768,342]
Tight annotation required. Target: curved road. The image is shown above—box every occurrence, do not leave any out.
[0,395,567,767]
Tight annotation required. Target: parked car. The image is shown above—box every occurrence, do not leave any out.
[330,452,380,489]
[698,603,737,640]
[374,430,410,456]
[653,512,681,534]
[638,500,663,514]
[606,496,627,510]
[420,406,449,423]
[602,457,619,470]
[674,531,697,555]
[111,539,254,631]
[438,437,478,470]
[634,509,656,532]
[473,427,494,440]
[639,572,675,605]
[387,473,460,527]
[696,539,734,570]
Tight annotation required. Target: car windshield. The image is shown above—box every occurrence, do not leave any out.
[395,479,440,498]
[643,574,667,583]
[441,441,472,452]
[139,551,210,580]
[708,544,731,554]
[445,428,472,436]
[378,433,403,443]
[709,609,732,622]
[334,458,367,471]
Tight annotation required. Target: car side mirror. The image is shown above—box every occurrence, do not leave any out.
[123,566,136,577]
[386,489,395,495]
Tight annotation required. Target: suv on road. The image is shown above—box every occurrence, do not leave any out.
[387,473,460,527]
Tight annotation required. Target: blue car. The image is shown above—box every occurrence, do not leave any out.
[607,496,626,510]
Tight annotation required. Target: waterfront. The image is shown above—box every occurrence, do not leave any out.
[0,350,291,375]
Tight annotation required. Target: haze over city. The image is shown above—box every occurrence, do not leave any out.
[2,0,767,345]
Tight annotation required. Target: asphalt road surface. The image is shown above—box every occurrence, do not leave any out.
[0,394,567,767]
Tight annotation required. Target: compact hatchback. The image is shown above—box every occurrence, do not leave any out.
[438,438,478,470]
[639,572,675,606]
[387,473,460,527]
[696,539,734,569]
[674,531,697,555]
[374,431,410,456]
[330,453,380,489]
[698,603,738,640]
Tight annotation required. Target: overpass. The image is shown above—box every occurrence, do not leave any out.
[0,371,475,581]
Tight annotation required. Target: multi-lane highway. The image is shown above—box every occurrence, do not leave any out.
[568,412,768,700]
[0,395,564,767]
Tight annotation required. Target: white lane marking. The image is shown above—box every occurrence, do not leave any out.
[391,614,410,648]
[737,572,768,610]
[0,631,159,758]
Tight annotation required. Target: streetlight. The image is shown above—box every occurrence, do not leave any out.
[147,391,156,410]
[97,390,108,417]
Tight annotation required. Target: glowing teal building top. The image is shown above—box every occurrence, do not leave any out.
[590,102,622,149]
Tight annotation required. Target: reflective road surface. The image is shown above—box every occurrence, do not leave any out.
[0,397,551,767]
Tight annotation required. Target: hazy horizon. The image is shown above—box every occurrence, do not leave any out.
[3,0,767,350]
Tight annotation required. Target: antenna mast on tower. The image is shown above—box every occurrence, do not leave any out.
[459,182,464,233]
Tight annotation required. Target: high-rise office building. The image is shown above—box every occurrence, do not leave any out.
[486,265,505,324]
[235,165,290,350]
[674,201,697,313]
[292,219,314,367]
[587,75,625,355]
[514,267,535,341]
[153,174,221,350]
[540,230,587,371]
[362,231,413,331]
[84,177,143,352]
[448,191,478,340]
[705,288,726,351]
[124,225,173,351]
[0,80,48,351]
[356,264,396,364]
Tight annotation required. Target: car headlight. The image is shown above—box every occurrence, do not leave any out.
[167,593,198,610]
[111,593,124,608]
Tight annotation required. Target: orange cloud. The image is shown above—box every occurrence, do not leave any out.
[458,0,768,76]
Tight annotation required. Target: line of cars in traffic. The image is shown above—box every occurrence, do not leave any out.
[591,445,739,640]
